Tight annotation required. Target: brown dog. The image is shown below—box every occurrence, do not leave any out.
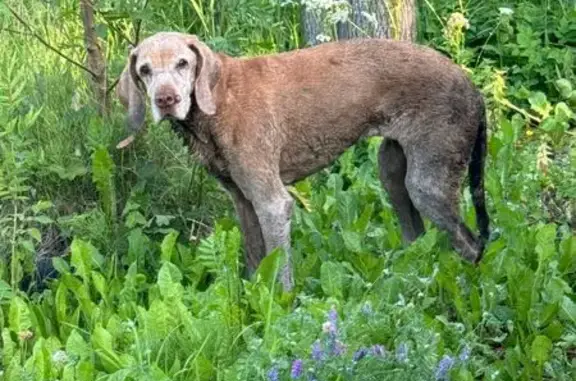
[116,32,489,291]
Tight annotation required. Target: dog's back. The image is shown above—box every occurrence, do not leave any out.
[214,38,482,184]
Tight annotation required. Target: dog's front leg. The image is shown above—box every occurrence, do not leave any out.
[231,169,295,292]
[222,181,267,276]
[252,189,294,291]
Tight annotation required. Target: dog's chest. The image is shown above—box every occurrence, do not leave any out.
[170,120,229,179]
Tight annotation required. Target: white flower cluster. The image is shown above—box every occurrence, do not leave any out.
[302,0,351,24]
[301,0,347,11]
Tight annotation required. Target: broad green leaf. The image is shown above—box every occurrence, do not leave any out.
[127,228,150,263]
[62,274,95,320]
[125,211,147,228]
[52,257,71,275]
[76,359,95,381]
[48,161,87,180]
[5,355,26,381]
[155,214,175,227]
[160,230,179,262]
[91,146,117,222]
[107,369,133,381]
[529,91,552,118]
[55,282,68,328]
[92,324,122,373]
[469,285,482,325]
[27,228,42,242]
[2,328,15,366]
[375,275,403,304]
[538,303,559,327]
[555,78,573,99]
[349,252,385,282]
[0,280,13,302]
[145,300,175,341]
[342,230,362,253]
[554,102,575,122]
[543,320,564,341]
[288,185,312,212]
[539,117,564,133]
[455,369,474,381]
[320,261,345,298]
[560,296,576,326]
[535,224,556,264]
[32,200,54,213]
[70,238,95,282]
[157,262,184,300]
[545,277,571,303]
[254,248,285,290]
[31,215,53,224]
[559,235,576,273]
[509,266,534,323]
[62,364,75,381]
[27,337,51,380]
[9,296,32,334]
[66,329,92,360]
[531,335,552,366]
[91,271,107,299]
[353,203,374,233]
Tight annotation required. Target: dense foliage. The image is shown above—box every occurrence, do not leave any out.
[0,0,574,380]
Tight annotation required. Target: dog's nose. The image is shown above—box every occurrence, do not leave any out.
[155,92,181,108]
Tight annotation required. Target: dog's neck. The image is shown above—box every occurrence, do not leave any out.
[169,104,229,180]
[169,102,211,144]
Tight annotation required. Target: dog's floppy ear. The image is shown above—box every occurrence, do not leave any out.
[186,36,220,116]
[116,47,146,134]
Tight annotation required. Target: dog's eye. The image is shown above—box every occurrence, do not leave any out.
[139,65,151,76]
[176,59,188,69]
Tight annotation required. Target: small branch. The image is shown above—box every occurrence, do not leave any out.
[106,76,121,95]
[105,22,135,46]
[0,27,33,37]
[5,4,98,78]
[134,0,150,44]
[498,99,542,124]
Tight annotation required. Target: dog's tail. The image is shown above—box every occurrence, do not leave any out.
[469,97,490,244]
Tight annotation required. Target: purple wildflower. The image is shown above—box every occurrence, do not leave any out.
[353,347,369,362]
[311,340,324,361]
[328,306,338,328]
[328,306,338,321]
[267,366,279,381]
[322,321,337,335]
[395,342,408,363]
[333,340,347,356]
[370,344,386,357]
[458,345,471,362]
[291,359,304,379]
[435,355,455,380]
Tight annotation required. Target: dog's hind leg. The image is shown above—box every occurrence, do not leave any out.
[378,139,425,244]
[403,144,484,263]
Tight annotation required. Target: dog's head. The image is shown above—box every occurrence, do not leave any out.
[117,32,220,135]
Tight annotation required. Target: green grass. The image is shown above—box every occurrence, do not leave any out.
[0,0,575,380]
